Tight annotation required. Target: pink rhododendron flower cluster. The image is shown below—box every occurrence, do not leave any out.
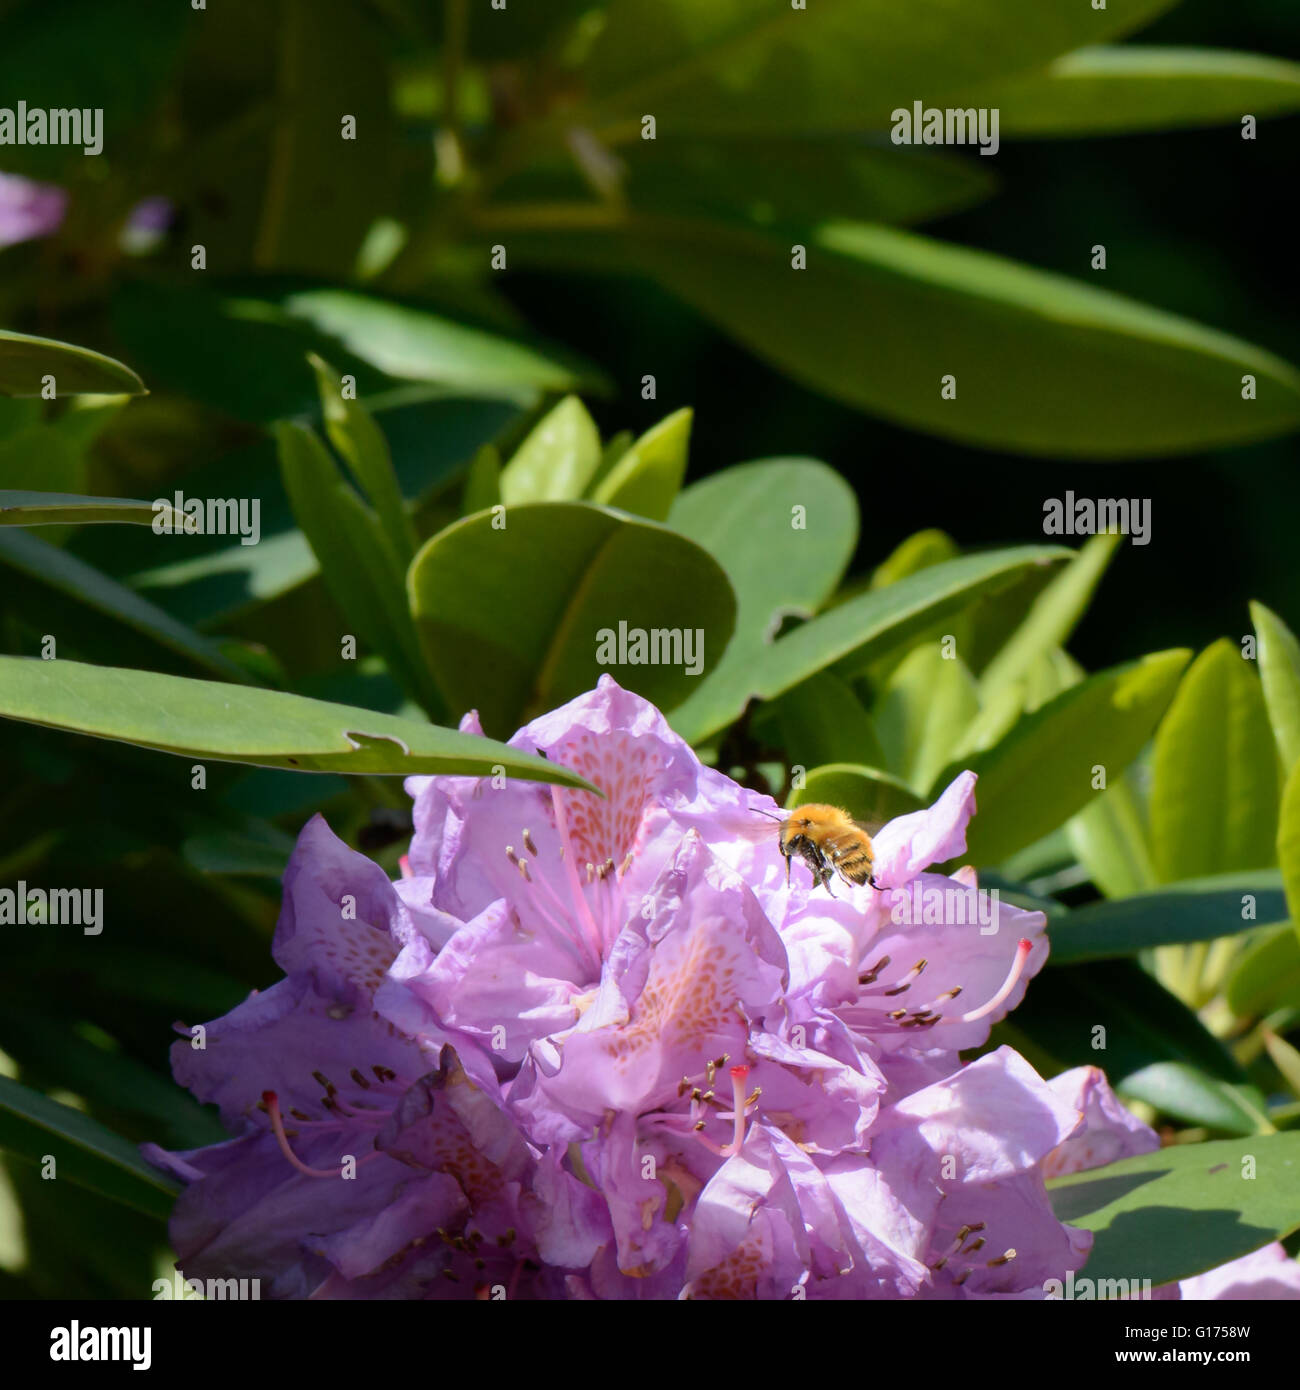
[144,679,1300,1300]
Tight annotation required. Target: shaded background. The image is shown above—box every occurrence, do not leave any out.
[504,0,1300,668]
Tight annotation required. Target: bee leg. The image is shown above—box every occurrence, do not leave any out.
[783,851,792,886]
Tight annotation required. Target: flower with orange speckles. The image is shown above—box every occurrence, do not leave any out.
[145,679,1293,1300]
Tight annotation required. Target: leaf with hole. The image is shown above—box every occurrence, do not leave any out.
[0,656,598,786]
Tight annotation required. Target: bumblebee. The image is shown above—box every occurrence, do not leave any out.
[774,803,879,894]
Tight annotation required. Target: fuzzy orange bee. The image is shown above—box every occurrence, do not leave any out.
[757,803,880,895]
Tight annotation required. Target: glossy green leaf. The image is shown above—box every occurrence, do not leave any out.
[0,330,146,399]
[0,656,598,785]
[874,642,979,792]
[870,529,960,589]
[1252,601,1300,773]
[583,0,1176,133]
[284,289,603,399]
[1227,925,1300,1019]
[1047,1132,1300,1287]
[978,532,1120,697]
[99,397,519,625]
[1048,872,1285,965]
[956,644,1082,772]
[588,407,692,521]
[970,46,1300,137]
[111,279,594,424]
[462,445,501,515]
[1263,1030,1300,1101]
[667,458,858,744]
[937,649,1189,866]
[1280,759,1300,937]
[409,502,736,737]
[639,220,1300,457]
[771,672,884,772]
[309,354,419,565]
[499,396,603,505]
[1066,768,1156,899]
[1149,640,1280,883]
[276,422,439,714]
[1009,959,1271,1135]
[0,530,250,682]
[789,764,925,825]
[0,1074,177,1221]
[697,545,1067,747]
[0,491,186,528]
[587,431,635,496]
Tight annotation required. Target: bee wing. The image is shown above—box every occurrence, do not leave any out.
[851,817,887,839]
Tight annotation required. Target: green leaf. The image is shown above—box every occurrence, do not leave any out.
[969,46,1300,138]
[0,1074,177,1221]
[639,220,1300,457]
[694,545,1067,746]
[1280,759,1300,938]
[874,642,979,793]
[1066,768,1156,899]
[1251,601,1300,774]
[1008,959,1271,1135]
[1150,639,1281,883]
[768,672,884,772]
[870,529,959,589]
[0,655,599,786]
[94,397,519,626]
[1263,1031,1300,1101]
[588,407,692,521]
[789,764,925,824]
[1227,924,1300,1019]
[0,530,251,683]
[409,502,736,737]
[978,532,1120,698]
[499,396,603,505]
[667,457,858,744]
[583,0,1176,133]
[0,491,188,528]
[283,289,604,400]
[587,430,635,496]
[111,278,596,425]
[462,445,501,515]
[1048,872,1286,965]
[309,354,419,566]
[1047,1132,1300,1288]
[936,649,1190,866]
[0,329,146,399]
[276,421,439,714]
